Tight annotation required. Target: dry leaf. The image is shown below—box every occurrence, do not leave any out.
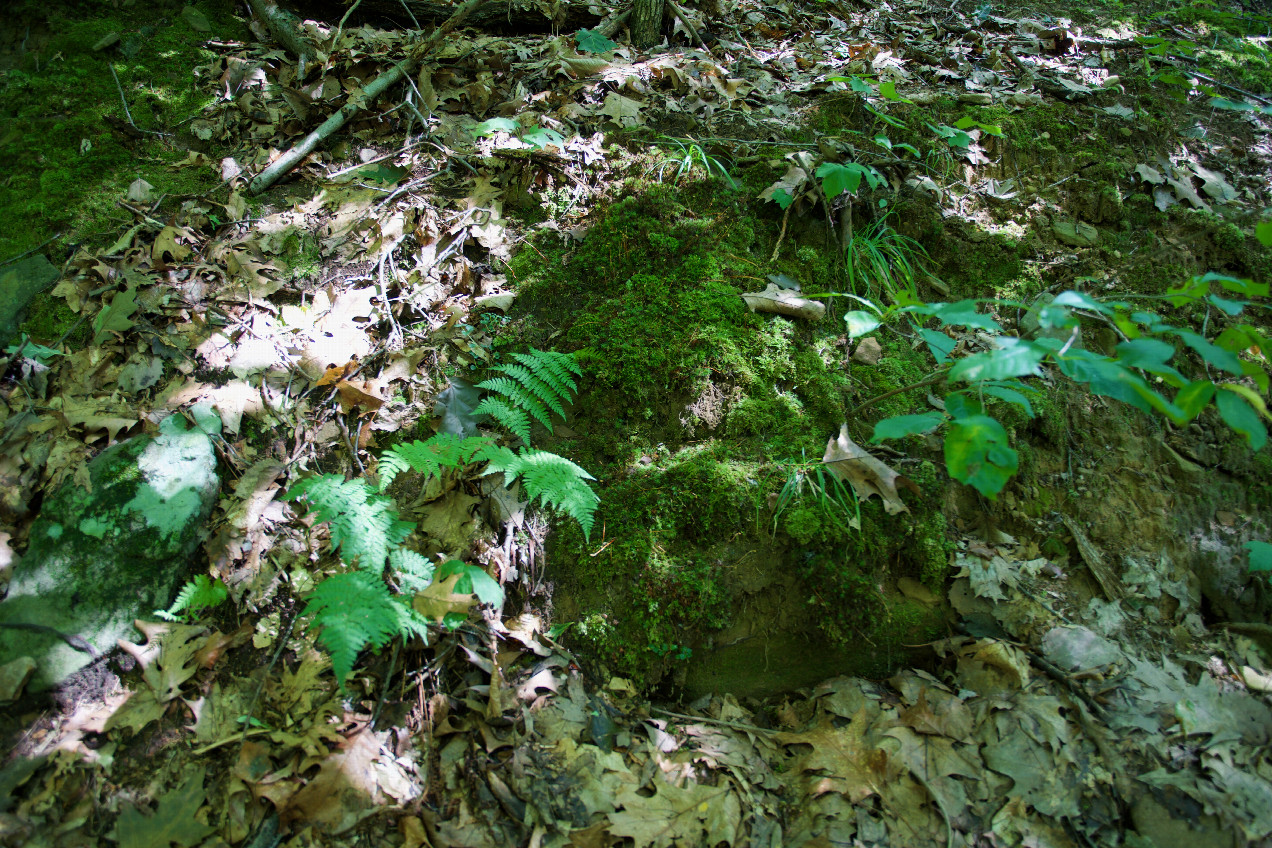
[822,424,918,514]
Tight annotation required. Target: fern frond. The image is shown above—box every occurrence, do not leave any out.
[304,571,408,688]
[154,575,229,622]
[472,397,532,444]
[499,363,567,420]
[283,474,412,570]
[378,434,492,492]
[480,446,599,541]
[389,548,435,593]
[514,348,581,397]
[477,375,555,432]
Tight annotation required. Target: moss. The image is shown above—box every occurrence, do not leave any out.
[19,290,88,347]
[0,0,240,259]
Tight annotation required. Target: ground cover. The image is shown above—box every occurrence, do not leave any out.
[1,0,1272,845]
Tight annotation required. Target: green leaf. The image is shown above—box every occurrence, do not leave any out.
[1256,221,1272,247]
[871,412,946,442]
[1169,329,1245,375]
[845,311,881,338]
[944,415,1017,498]
[474,117,519,137]
[953,116,1001,135]
[575,28,617,53]
[1207,294,1246,316]
[879,81,910,102]
[1051,290,1113,314]
[1246,541,1272,573]
[114,767,215,848]
[305,571,409,688]
[919,328,956,363]
[283,475,413,570]
[93,286,139,345]
[944,391,984,420]
[981,383,1036,417]
[436,560,503,606]
[1202,271,1268,298]
[949,338,1045,382]
[1216,387,1268,450]
[1210,96,1255,111]
[924,300,1003,331]
[771,188,795,209]
[1174,380,1216,421]
[1165,276,1209,307]
[1055,351,1186,422]
[523,126,565,149]
[815,162,863,198]
[929,123,971,149]
[480,446,599,540]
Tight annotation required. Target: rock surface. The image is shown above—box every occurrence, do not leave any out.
[0,413,220,691]
[0,254,61,348]
[1052,220,1100,248]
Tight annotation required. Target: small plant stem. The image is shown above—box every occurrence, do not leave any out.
[850,369,947,416]
[108,62,135,128]
[770,203,791,263]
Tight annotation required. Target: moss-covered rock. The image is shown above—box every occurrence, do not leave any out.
[0,413,220,690]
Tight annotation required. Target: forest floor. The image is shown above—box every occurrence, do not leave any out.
[2,0,1272,846]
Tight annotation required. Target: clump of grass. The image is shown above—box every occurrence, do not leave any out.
[845,215,930,303]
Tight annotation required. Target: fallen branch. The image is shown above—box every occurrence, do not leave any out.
[245,0,315,61]
[247,0,488,196]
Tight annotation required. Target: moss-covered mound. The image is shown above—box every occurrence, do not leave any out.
[500,181,954,693]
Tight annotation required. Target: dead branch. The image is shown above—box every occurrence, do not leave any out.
[245,0,316,61]
[246,0,489,196]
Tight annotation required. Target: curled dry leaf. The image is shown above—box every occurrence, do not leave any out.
[822,424,919,515]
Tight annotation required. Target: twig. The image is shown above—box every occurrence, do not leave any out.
[397,0,422,29]
[107,63,135,127]
[664,0,708,52]
[769,203,790,263]
[0,233,62,267]
[247,0,489,196]
[332,0,363,51]
[650,706,779,734]
[849,371,948,416]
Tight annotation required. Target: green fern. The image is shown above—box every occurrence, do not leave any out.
[389,547,435,593]
[481,446,599,540]
[472,349,581,445]
[378,434,492,493]
[155,574,228,622]
[303,571,429,687]
[283,474,413,570]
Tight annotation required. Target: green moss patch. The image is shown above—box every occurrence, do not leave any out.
[502,181,956,692]
[0,0,240,259]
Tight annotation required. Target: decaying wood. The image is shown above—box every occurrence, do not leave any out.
[247,0,489,196]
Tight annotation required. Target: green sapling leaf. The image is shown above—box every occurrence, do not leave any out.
[1246,541,1272,573]
[1216,387,1269,450]
[944,415,1017,498]
[575,28,617,53]
[474,117,519,137]
[845,311,881,338]
[871,413,946,442]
